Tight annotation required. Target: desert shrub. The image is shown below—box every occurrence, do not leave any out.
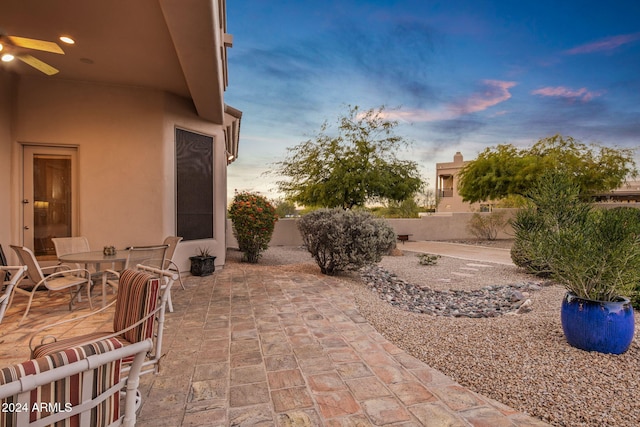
[546,206,640,302]
[417,253,440,265]
[297,208,396,275]
[377,199,421,218]
[511,171,640,303]
[467,211,508,240]
[618,206,640,308]
[510,172,590,275]
[510,208,553,275]
[228,192,278,263]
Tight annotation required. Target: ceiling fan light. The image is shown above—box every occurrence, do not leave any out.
[59,36,75,45]
[1,53,15,62]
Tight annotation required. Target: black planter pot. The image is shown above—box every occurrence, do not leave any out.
[561,292,635,354]
[189,256,216,276]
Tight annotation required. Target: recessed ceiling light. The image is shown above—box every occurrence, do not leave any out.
[1,53,15,62]
[59,36,75,44]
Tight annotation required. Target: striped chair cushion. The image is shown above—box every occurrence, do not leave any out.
[33,270,159,362]
[31,333,120,359]
[112,269,159,344]
[0,338,122,427]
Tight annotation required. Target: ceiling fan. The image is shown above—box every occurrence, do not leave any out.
[0,34,65,75]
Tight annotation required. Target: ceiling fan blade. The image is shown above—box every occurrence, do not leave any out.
[17,54,59,75]
[8,36,64,54]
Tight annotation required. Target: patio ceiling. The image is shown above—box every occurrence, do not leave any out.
[1,0,232,124]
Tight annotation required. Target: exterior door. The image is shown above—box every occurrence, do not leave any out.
[22,146,78,258]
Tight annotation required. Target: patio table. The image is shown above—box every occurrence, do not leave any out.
[59,250,129,307]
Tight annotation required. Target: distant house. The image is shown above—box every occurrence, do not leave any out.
[593,181,640,203]
[435,152,640,212]
[1,0,241,271]
[435,152,486,213]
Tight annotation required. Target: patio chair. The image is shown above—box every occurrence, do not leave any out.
[104,245,168,289]
[0,337,152,427]
[29,267,177,377]
[0,244,9,282]
[105,244,175,311]
[10,245,93,326]
[0,265,27,324]
[163,235,185,290]
[51,236,91,268]
[52,235,118,297]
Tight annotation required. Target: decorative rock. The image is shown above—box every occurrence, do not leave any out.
[517,299,533,314]
[360,265,543,318]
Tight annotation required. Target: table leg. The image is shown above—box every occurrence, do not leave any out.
[92,261,109,308]
[102,270,108,308]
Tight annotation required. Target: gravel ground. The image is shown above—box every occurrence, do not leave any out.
[227,246,640,427]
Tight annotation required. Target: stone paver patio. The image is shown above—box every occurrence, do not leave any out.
[0,258,549,426]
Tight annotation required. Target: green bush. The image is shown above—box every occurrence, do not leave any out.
[546,207,640,302]
[510,172,589,275]
[228,192,278,263]
[511,210,551,276]
[297,208,396,275]
[511,171,640,303]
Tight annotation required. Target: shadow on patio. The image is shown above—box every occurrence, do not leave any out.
[0,258,549,426]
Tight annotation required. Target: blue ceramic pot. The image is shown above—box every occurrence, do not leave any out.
[561,292,635,354]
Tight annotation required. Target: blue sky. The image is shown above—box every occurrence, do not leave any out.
[225,0,640,200]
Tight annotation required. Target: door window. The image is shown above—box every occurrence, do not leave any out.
[23,146,78,257]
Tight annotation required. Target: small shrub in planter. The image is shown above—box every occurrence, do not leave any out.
[513,171,639,353]
[228,192,278,263]
[548,206,640,302]
[550,206,640,354]
[190,247,216,276]
[297,208,396,275]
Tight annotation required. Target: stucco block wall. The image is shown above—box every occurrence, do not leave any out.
[3,74,227,269]
[0,73,16,249]
[238,206,639,250]
[227,209,518,249]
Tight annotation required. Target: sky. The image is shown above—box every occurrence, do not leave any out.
[224,0,640,201]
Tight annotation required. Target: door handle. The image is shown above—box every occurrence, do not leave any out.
[22,199,29,204]
[24,226,30,230]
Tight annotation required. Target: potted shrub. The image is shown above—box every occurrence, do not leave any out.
[515,172,638,354]
[228,192,278,263]
[551,206,639,354]
[189,247,216,276]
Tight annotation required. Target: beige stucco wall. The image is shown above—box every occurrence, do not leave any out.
[238,205,640,250]
[161,94,228,271]
[2,74,227,270]
[0,72,17,252]
[227,209,518,249]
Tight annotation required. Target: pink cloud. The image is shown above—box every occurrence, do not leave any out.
[384,80,516,122]
[451,80,516,115]
[565,32,640,55]
[531,86,602,102]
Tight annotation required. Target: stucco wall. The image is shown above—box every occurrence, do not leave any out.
[3,74,227,269]
[13,77,165,247]
[0,72,16,250]
[231,205,640,250]
[227,209,518,249]
[161,94,228,271]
